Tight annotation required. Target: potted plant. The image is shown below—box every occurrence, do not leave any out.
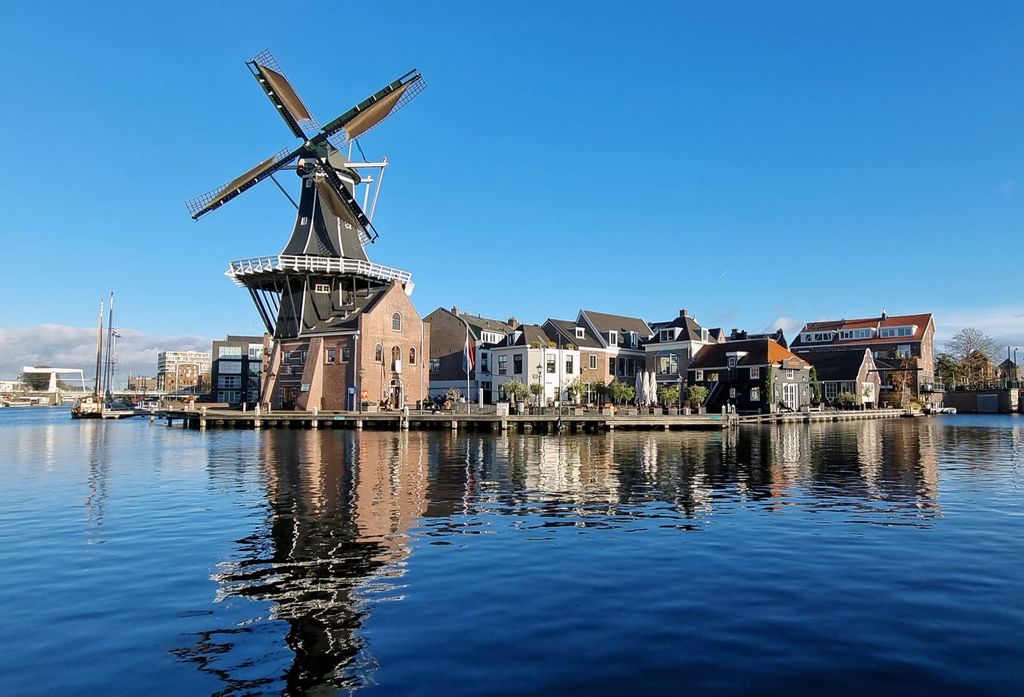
[528,382,544,411]
[610,380,636,413]
[502,380,528,414]
[688,385,708,414]
[837,391,858,410]
[658,385,680,415]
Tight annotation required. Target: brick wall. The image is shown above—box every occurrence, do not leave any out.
[358,283,430,409]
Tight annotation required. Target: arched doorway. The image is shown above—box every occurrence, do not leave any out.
[389,378,404,408]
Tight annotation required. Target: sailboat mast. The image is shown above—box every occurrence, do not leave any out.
[94,299,104,396]
[104,292,115,398]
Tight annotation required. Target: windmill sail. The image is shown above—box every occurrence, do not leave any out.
[249,51,319,140]
[315,70,424,148]
[186,148,298,219]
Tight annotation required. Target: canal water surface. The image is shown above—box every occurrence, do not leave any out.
[1,408,1021,696]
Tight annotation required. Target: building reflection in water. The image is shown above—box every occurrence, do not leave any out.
[178,419,954,693]
[176,429,428,695]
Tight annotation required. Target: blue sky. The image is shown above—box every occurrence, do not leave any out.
[1,1,1022,365]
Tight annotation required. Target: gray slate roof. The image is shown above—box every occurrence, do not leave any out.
[580,309,652,337]
[803,350,871,381]
[544,319,602,348]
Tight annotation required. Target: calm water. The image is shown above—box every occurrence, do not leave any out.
[1,409,1022,696]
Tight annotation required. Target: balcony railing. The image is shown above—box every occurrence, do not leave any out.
[225,255,413,287]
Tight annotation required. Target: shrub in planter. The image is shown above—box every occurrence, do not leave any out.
[657,385,680,408]
[688,385,708,409]
[836,391,858,409]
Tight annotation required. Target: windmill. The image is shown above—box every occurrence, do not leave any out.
[186,50,425,339]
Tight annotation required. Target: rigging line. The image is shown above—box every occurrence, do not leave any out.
[269,174,299,209]
[354,138,368,162]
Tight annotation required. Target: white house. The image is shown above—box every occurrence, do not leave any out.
[489,324,581,405]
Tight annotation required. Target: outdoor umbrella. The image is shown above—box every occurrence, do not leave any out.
[635,370,645,406]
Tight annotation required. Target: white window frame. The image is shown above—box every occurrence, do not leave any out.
[750,366,760,379]
[693,369,703,381]
[787,369,795,380]
[589,354,597,370]
[750,387,760,402]
[314,283,330,294]
[575,327,585,339]
[392,312,403,332]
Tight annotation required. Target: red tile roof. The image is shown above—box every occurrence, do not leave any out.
[796,313,933,346]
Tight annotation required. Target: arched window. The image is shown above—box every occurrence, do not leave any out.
[375,343,383,363]
[409,347,416,365]
[392,312,402,332]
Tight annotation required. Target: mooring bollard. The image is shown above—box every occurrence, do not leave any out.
[311,406,319,429]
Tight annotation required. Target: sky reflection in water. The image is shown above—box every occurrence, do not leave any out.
[0,410,1021,696]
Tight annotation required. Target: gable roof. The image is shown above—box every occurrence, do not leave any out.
[793,312,934,348]
[689,338,809,370]
[647,313,716,344]
[462,312,514,334]
[579,309,653,338]
[544,318,602,349]
[803,349,873,382]
[494,323,553,347]
[425,307,513,339]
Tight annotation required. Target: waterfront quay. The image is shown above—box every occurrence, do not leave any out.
[160,406,913,432]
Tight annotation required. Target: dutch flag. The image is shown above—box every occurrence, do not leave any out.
[463,331,475,374]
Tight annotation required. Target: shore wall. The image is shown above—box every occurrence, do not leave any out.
[942,389,1019,414]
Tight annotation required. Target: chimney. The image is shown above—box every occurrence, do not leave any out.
[451,306,460,316]
[507,316,518,328]
[680,308,689,318]
[881,310,888,320]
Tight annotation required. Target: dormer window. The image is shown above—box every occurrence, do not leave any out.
[701,328,709,342]
[575,327,585,339]
[608,332,618,346]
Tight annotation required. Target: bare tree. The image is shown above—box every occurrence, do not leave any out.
[946,327,996,362]
[946,327,998,385]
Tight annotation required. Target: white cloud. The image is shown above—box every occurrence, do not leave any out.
[935,306,1024,348]
[769,316,800,334]
[0,324,213,383]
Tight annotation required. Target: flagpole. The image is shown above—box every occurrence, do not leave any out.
[466,324,472,415]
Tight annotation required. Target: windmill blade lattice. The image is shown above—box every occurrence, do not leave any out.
[186,148,299,219]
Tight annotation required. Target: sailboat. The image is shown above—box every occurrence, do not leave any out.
[71,293,135,420]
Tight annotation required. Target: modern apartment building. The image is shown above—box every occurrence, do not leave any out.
[210,335,268,406]
[157,350,211,393]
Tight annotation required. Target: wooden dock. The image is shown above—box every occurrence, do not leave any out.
[157,407,919,433]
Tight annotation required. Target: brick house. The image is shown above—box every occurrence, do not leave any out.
[644,309,724,390]
[262,280,429,411]
[424,307,513,403]
[577,309,652,384]
[790,312,937,406]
